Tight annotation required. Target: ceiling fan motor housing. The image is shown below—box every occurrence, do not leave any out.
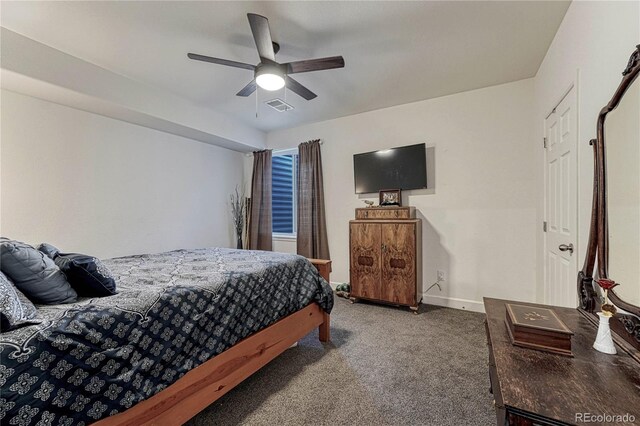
[255,62,286,78]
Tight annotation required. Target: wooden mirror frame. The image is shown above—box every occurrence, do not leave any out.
[578,45,640,351]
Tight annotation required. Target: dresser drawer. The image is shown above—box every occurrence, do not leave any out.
[355,207,415,219]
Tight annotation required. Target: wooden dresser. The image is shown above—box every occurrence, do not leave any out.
[484,298,640,426]
[349,207,422,312]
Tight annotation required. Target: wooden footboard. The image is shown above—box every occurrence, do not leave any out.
[94,258,331,426]
[310,258,332,342]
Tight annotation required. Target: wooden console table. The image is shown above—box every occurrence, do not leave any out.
[484,298,640,426]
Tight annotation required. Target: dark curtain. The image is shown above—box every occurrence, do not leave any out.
[249,150,273,251]
[297,140,330,260]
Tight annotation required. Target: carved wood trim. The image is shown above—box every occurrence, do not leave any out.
[578,139,599,312]
[579,45,640,350]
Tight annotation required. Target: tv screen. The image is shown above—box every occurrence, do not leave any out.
[353,143,427,194]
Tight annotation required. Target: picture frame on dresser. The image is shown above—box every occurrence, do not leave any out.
[378,189,402,206]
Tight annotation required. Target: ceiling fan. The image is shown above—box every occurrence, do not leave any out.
[187,13,345,100]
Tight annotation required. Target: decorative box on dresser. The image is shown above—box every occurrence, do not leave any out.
[349,206,422,312]
[484,298,640,426]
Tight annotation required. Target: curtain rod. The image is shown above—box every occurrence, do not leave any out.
[244,140,323,157]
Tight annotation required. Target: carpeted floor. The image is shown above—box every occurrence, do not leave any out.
[188,297,495,426]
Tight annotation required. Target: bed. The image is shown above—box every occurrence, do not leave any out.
[0,247,333,426]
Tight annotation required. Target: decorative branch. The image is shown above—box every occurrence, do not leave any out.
[230,186,247,248]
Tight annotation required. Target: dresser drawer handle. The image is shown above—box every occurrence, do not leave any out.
[357,256,374,266]
[389,258,406,269]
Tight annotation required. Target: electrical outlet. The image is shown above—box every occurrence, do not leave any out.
[437,270,445,281]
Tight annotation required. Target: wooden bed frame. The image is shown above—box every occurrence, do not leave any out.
[94,258,332,426]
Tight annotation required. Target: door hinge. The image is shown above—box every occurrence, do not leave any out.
[543,137,548,148]
[543,221,548,232]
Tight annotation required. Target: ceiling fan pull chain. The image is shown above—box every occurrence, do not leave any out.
[255,87,258,118]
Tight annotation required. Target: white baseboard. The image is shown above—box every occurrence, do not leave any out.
[332,283,484,313]
[422,294,485,313]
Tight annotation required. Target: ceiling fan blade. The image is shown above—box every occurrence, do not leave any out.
[286,76,317,100]
[247,13,276,62]
[236,80,257,97]
[284,56,345,74]
[188,53,255,71]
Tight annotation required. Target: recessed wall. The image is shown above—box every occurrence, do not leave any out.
[1,89,243,258]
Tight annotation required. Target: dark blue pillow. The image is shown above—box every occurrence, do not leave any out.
[54,254,117,297]
[37,242,60,259]
[37,244,117,297]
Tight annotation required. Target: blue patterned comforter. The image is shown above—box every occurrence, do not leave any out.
[0,248,333,425]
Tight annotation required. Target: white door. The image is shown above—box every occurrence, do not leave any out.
[545,87,578,308]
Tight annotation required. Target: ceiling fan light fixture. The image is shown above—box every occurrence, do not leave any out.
[255,64,285,91]
[256,72,285,91]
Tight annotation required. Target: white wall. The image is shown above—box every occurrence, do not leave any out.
[533,0,640,303]
[264,79,536,312]
[1,89,243,258]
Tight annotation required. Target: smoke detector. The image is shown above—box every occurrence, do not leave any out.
[265,98,294,112]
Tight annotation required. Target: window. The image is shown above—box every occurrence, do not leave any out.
[272,152,298,236]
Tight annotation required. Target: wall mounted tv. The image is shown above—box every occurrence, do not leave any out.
[353,143,427,194]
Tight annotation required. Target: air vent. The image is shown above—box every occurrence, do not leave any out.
[265,98,294,112]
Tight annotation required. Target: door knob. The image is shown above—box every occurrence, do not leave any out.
[558,243,574,254]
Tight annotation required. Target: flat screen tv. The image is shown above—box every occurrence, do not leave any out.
[353,143,427,194]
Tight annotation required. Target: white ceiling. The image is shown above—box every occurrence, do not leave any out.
[1,1,570,132]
